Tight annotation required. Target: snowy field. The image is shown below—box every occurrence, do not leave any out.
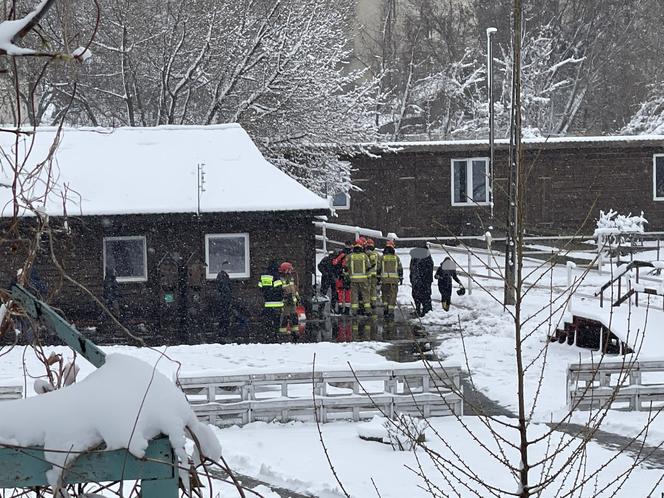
[4,245,664,496]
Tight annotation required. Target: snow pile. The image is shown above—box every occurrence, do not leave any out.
[0,354,220,487]
[594,209,648,237]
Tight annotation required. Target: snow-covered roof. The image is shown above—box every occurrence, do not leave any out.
[362,134,664,153]
[0,124,329,217]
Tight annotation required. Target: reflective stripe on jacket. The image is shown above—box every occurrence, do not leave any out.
[346,252,369,281]
[381,254,402,283]
[258,274,284,308]
[367,250,378,277]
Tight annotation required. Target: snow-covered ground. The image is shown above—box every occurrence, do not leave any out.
[5,245,664,496]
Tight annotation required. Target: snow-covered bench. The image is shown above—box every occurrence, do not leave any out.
[568,360,664,411]
[179,364,463,426]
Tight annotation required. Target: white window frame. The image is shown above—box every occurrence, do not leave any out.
[450,157,490,207]
[654,154,664,201]
[102,236,148,283]
[205,233,250,280]
[330,191,350,210]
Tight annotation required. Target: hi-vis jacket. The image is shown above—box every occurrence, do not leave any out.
[344,252,371,281]
[366,249,379,278]
[379,254,403,284]
[258,274,284,308]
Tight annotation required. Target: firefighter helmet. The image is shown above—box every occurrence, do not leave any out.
[353,239,364,248]
[357,236,367,247]
[385,240,396,248]
[365,238,375,248]
[279,262,294,274]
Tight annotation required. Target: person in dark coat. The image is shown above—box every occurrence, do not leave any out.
[435,257,465,311]
[103,268,121,316]
[317,250,338,310]
[409,253,434,317]
[215,268,232,334]
[258,261,284,336]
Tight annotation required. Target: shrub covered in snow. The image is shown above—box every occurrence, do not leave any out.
[594,209,647,238]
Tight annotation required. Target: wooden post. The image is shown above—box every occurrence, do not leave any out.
[658,237,661,261]
[635,267,640,307]
[467,246,472,295]
[322,224,327,253]
[597,234,604,275]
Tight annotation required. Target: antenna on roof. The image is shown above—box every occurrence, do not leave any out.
[197,163,206,216]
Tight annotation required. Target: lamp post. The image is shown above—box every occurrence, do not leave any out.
[486,27,497,219]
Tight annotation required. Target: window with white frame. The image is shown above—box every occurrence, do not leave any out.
[331,191,350,209]
[654,154,664,200]
[451,158,489,205]
[103,236,147,282]
[205,233,250,279]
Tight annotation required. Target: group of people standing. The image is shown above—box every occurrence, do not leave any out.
[318,238,403,319]
[410,250,465,317]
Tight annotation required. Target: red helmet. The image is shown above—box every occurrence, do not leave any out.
[385,240,396,248]
[353,239,364,248]
[365,238,375,248]
[279,262,294,274]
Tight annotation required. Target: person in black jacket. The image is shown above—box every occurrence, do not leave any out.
[317,251,337,310]
[409,252,434,317]
[215,268,232,334]
[258,261,284,336]
[435,257,465,311]
[103,268,121,316]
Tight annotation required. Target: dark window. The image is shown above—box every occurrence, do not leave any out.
[472,160,487,202]
[103,237,147,282]
[453,160,467,203]
[205,233,250,279]
[452,158,488,205]
[332,192,350,209]
[655,156,664,199]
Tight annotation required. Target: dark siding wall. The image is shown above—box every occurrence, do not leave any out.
[337,144,664,237]
[1,210,319,343]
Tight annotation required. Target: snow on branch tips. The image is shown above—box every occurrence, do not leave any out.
[0,0,93,61]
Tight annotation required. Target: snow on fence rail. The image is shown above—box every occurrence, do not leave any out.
[0,386,22,401]
[179,364,463,427]
[567,360,664,411]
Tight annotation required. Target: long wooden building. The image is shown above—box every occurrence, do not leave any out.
[334,136,664,238]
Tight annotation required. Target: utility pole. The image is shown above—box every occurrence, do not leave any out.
[487,27,497,220]
[503,11,521,307]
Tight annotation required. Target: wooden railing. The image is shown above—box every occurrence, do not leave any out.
[567,360,664,411]
[179,364,463,426]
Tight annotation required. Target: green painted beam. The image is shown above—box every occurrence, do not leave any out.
[11,285,106,368]
[0,436,178,496]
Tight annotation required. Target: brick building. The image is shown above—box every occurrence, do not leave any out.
[0,125,328,343]
[335,136,664,237]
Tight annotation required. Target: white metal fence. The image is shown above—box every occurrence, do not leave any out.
[567,360,664,411]
[179,364,463,426]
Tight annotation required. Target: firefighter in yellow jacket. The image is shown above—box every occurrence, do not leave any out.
[378,240,403,319]
[278,262,299,333]
[365,238,380,310]
[344,239,372,315]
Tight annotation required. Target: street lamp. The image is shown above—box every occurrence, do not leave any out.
[486,27,497,219]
